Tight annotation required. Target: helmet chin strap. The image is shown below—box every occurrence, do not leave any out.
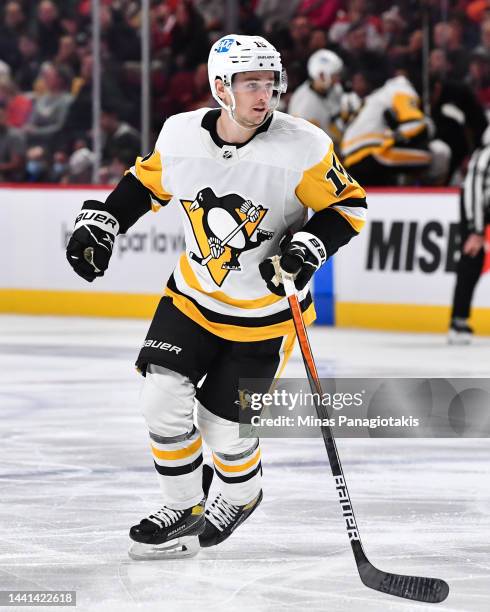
[222,85,277,131]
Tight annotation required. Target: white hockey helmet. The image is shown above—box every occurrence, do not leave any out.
[208,34,287,128]
[307,49,343,87]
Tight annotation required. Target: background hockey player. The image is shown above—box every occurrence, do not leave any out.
[65,34,367,560]
[288,49,345,145]
[449,141,490,344]
[340,72,451,186]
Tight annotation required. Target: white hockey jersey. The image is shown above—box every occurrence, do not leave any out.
[288,81,343,143]
[129,108,366,342]
[341,76,431,169]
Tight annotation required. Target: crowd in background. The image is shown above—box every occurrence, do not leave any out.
[1,0,490,185]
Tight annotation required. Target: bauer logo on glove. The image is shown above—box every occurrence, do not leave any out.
[259,231,327,296]
[66,200,120,282]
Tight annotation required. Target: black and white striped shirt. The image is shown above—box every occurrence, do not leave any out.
[463,145,490,234]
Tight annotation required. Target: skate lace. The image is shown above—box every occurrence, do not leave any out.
[148,507,184,529]
[206,494,239,532]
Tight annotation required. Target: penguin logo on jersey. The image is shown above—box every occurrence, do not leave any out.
[180,187,274,286]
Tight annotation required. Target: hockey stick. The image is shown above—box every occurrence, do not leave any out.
[189,207,261,266]
[282,272,449,604]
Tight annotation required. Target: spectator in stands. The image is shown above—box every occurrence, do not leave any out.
[15,35,42,92]
[468,48,490,107]
[238,0,263,36]
[429,48,487,181]
[24,62,73,151]
[65,145,94,184]
[466,0,490,24]
[0,1,26,72]
[473,16,490,58]
[100,105,140,164]
[166,0,210,70]
[33,0,65,61]
[0,0,488,188]
[338,21,389,78]
[99,149,135,185]
[0,99,25,181]
[0,75,32,128]
[329,0,384,52]
[0,61,10,79]
[194,0,223,34]
[102,3,141,63]
[308,29,329,54]
[54,35,80,76]
[48,149,69,182]
[390,28,424,92]
[379,5,407,54]
[25,145,50,183]
[279,16,312,90]
[184,63,215,111]
[296,0,342,30]
[3,1,25,34]
[254,0,301,34]
[64,53,130,147]
[433,19,469,80]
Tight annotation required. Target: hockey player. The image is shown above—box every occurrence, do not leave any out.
[340,73,450,186]
[66,34,367,560]
[288,49,345,144]
[449,142,490,344]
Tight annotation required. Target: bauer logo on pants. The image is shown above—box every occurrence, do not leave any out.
[143,340,182,354]
[180,188,274,286]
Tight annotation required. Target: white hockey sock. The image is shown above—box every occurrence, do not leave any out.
[212,440,262,506]
[197,402,262,505]
[149,427,204,510]
[141,364,203,509]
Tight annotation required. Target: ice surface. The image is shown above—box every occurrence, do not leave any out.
[0,315,489,612]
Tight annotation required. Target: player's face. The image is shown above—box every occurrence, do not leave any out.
[230,71,276,127]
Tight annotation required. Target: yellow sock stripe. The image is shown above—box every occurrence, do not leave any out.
[151,436,202,460]
[212,448,261,473]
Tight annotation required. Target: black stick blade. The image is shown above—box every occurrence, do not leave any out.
[359,561,449,604]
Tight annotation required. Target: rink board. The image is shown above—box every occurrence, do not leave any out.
[334,188,490,333]
[0,185,183,317]
[1,185,489,332]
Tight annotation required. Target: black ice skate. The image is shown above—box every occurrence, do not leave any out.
[448,319,474,345]
[199,490,263,548]
[128,464,213,560]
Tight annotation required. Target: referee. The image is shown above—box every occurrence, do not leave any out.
[449,144,490,344]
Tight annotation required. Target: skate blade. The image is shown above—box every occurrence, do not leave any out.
[448,330,472,345]
[128,535,200,560]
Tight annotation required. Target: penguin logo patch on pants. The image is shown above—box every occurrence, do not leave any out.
[180,188,274,286]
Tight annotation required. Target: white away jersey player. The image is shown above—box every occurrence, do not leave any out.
[129,108,366,342]
[288,81,344,144]
[341,76,430,169]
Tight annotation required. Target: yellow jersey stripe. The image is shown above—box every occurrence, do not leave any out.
[165,287,316,342]
[374,148,431,165]
[344,143,388,168]
[341,131,388,149]
[333,208,365,233]
[134,150,172,203]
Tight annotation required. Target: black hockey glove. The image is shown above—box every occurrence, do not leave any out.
[259,231,327,296]
[66,201,119,282]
